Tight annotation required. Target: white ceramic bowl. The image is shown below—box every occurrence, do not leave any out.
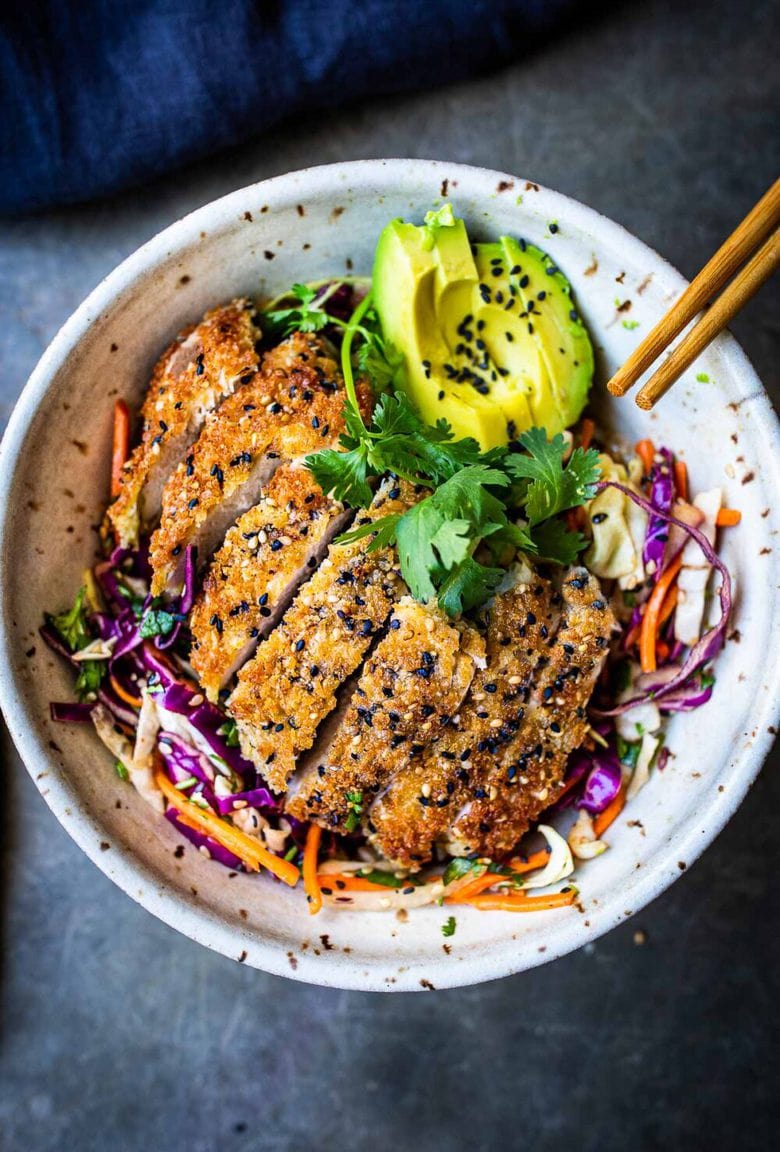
[1,160,778,991]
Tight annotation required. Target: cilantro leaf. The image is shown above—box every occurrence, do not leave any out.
[442,915,457,937]
[442,857,483,886]
[47,587,91,652]
[437,557,506,617]
[336,512,403,554]
[74,660,106,701]
[139,607,177,639]
[529,518,588,565]
[305,445,373,507]
[262,283,333,338]
[506,428,600,525]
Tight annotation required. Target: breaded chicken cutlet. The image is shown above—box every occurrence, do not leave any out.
[365,566,615,866]
[190,462,350,702]
[285,597,486,832]
[107,299,260,547]
[149,331,372,595]
[227,480,420,792]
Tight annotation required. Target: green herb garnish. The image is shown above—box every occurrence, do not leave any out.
[114,759,130,782]
[344,789,364,833]
[138,607,177,639]
[357,869,408,889]
[217,719,241,747]
[442,916,457,937]
[74,660,106,701]
[46,587,91,652]
[442,857,483,886]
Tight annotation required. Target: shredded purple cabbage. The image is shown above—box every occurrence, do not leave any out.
[561,745,623,814]
[593,481,731,716]
[50,700,94,723]
[643,448,674,576]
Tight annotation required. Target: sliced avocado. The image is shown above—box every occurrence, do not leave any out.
[372,211,593,449]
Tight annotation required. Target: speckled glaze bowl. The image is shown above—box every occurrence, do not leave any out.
[1,161,778,991]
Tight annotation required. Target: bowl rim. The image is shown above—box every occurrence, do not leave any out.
[1,158,779,990]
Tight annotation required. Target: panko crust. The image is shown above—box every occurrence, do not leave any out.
[227,480,420,791]
[107,299,260,546]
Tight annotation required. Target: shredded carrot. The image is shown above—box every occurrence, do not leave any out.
[507,849,552,873]
[111,400,131,498]
[109,673,142,710]
[446,850,552,902]
[716,507,741,527]
[580,417,596,451]
[657,582,678,629]
[624,619,643,650]
[316,874,395,892]
[673,459,689,501]
[457,890,576,912]
[593,788,626,838]
[655,639,670,663]
[303,825,322,915]
[635,438,655,475]
[155,769,300,886]
[639,554,683,673]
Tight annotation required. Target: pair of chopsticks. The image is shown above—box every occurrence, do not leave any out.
[607,178,780,409]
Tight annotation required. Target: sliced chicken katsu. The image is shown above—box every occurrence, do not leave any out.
[107,300,260,547]
[366,566,558,866]
[367,566,614,866]
[149,332,371,595]
[285,597,486,831]
[228,480,419,792]
[443,569,615,858]
[190,463,350,702]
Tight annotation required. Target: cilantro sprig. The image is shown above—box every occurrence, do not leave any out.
[270,281,601,619]
[46,587,107,701]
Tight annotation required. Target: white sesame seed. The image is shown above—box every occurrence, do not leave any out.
[421,782,431,797]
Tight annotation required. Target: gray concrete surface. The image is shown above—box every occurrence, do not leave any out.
[1,0,778,1149]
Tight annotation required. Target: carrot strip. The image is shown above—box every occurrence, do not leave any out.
[303,825,322,915]
[655,639,670,663]
[635,438,655,475]
[716,507,741,527]
[657,583,678,629]
[155,769,300,886]
[639,554,683,673]
[111,400,131,498]
[109,673,142,710]
[673,459,689,501]
[316,874,395,892]
[507,849,552,873]
[580,417,596,451]
[624,619,643,650]
[457,890,576,912]
[593,788,626,838]
[446,851,552,902]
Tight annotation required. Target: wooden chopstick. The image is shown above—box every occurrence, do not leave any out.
[635,227,779,409]
[607,178,780,404]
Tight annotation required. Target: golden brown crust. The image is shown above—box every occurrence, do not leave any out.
[366,572,558,865]
[286,598,485,831]
[366,567,615,866]
[190,463,348,702]
[444,569,615,858]
[106,300,260,546]
[148,332,372,595]
[227,480,420,792]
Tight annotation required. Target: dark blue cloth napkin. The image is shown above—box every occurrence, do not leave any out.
[1,0,586,214]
